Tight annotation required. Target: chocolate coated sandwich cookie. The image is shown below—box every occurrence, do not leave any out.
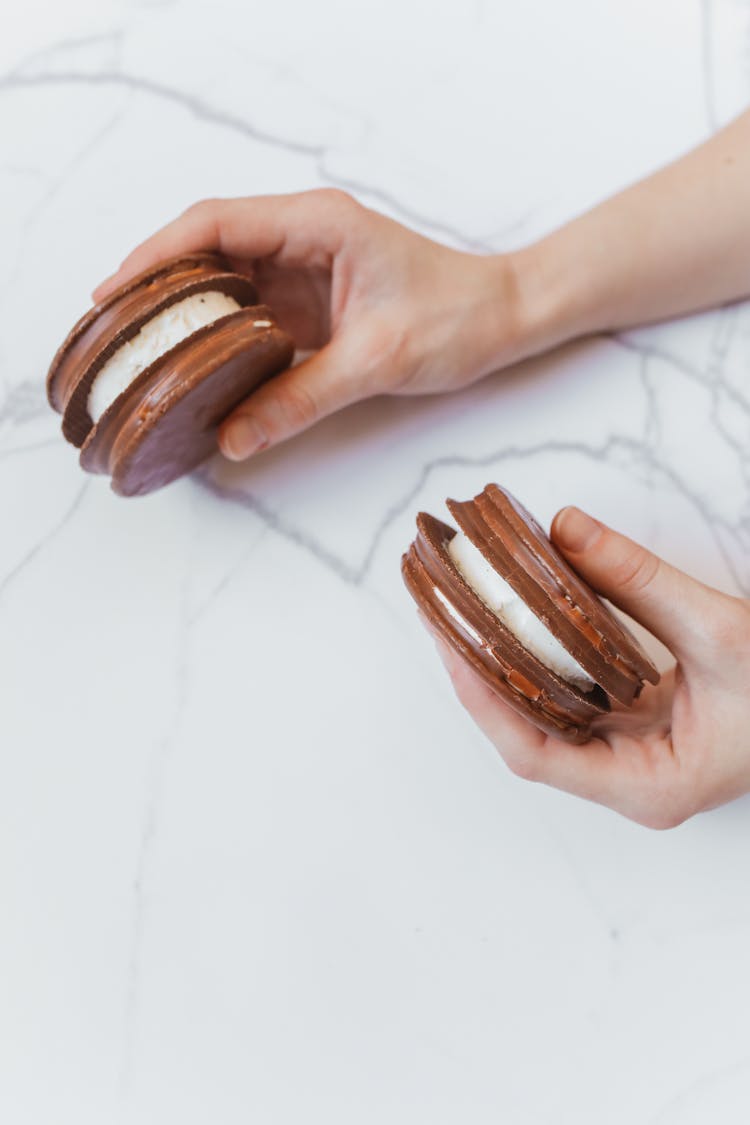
[402,484,660,743]
[47,253,295,496]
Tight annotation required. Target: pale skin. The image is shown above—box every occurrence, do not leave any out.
[95,109,750,828]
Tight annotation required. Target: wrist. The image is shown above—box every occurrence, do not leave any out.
[504,239,583,362]
[423,236,602,388]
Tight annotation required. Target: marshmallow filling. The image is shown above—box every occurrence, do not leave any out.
[87,291,247,422]
[447,531,594,692]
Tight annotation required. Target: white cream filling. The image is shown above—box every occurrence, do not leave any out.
[87,290,243,422]
[447,531,594,691]
[433,586,485,646]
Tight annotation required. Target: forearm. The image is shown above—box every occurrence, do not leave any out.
[509,107,750,355]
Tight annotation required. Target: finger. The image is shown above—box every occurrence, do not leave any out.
[430,633,625,804]
[92,189,360,302]
[218,339,359,458]
[551,506,721,662]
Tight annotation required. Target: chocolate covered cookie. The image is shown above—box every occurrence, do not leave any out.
[402,484,660,743]
[47,253,294,496]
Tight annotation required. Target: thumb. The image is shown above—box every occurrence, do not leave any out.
[218,340,358,459]
[551,505,718,661]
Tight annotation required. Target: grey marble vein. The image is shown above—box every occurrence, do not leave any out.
[0,70,322,157]
[0,163,52,180]
[0,381,50,425]
[613,319,750,492]
[649,1051,750,1124]
[0,436,59,462]
[194,468,361,583]
[187,524,270,625]
[0,57,503,253]
[636,350,660,454]
[0,478,89,601]
[2,7,750,1120]
[1,99,130,295]
[12,30,125,73]
[615,312,750,409]
[198,424,750,598]
[612,332,712,388]
[120,555,193,1102]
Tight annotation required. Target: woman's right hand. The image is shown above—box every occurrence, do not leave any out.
[93,190,530,460]
[424,506,750,829]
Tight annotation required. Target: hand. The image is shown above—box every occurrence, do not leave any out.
[94,191,527,460]
[424,506,750,828]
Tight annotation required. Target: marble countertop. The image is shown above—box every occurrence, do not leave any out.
[3,2,750,1122]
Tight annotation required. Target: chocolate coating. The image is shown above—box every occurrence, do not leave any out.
[49,254,223,411]
[448,485,659,706]
[402,485,660,743]
[79,307,293,496]
[48,253,259,447]
[402,512,609,743]
[47,254,296,496]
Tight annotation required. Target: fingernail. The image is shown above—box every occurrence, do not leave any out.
[553,506,602,552]
[220,416,268,461]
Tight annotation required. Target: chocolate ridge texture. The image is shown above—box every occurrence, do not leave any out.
[51,256,260,447]
[46,256,294,497]
[80,308,293,496]
[47,253,231,412]
[403,512,609,743]
[447,487,657,706]
[402,485,660,743]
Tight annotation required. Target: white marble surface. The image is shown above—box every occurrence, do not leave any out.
[2,2,750,1122]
